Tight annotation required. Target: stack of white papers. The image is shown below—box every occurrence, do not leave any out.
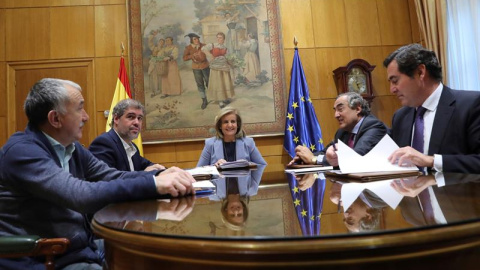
[337,134,418,174]
[187,166,220,176]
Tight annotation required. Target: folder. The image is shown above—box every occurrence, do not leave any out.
[325,170,422,182]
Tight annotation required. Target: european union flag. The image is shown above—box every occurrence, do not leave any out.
[287,172,326,236]
[284,48,324,158]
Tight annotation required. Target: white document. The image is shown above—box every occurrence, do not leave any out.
[186,166,220,176]
[337,134,418,173]
[192,181,215,189]
[285,166,333,174]
[341,180,403,210]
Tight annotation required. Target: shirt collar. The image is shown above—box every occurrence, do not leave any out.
[351,116,365,135]
[42,132,76,155]
[114,129,137,154]
[421,83,443,112]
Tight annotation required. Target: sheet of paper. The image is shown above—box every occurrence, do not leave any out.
[187,166,220,176]
[337,134,418,173]
[341,180,403,210]
[193,181,215,189]
[285,166,333,174]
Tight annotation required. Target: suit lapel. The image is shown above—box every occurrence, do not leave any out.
[214,139,224,161]
[429,88,455,155]
[399,108,416,147]
[108,129,130,170]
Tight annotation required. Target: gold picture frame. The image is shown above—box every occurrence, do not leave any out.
[128,0,286,142]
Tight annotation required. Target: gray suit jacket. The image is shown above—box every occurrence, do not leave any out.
[197,137,267,167]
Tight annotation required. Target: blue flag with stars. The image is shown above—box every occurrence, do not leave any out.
[284,48,324,158]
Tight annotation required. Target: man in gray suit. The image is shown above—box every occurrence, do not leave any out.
[289,92,387,167]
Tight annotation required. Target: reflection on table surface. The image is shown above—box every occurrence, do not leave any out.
[93,167,480,239]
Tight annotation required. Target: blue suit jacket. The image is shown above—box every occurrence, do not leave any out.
[0,125,158,269]
[89,129,153,171]
[391,86,480,173]
[197,137,267,167]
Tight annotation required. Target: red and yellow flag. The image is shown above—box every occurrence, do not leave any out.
[106,56,144,156]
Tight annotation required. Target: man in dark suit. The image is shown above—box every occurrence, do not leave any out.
[385,44,480,173]
[289,92,387,167]
[89,99,164,172]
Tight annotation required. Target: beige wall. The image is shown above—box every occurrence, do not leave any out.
[0,0,421,177]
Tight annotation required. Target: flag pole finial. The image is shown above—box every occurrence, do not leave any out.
[121,42,125,57]
[293,36,298,48]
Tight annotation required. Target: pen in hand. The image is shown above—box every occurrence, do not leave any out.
[331,140,337,151]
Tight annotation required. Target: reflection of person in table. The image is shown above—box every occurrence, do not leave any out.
[202,32,235,109]
[160,37,182,98]
[208,166,265,231]
[329,182,385,233]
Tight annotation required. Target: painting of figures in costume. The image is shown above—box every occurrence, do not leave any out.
[129,0,285,142]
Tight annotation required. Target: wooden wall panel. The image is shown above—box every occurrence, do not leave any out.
[4,0,93,7]
[176,142,205,163]
[0,117,6,146]
[144,143,177,164]
[6,8,50,61]
[95,5,128,57]
[95,111,108,140]
[255,136,284,157]
[408,0,422,43]
[283,49,320,99]
[349,46,390,96]
[50,6,95,59]
[0,62,5,117]
[95,0,124,5]
[345,0,381,46]
[0,9,5,61]
[95,57,124,111]
[279,0,314,49]
[377,0,412,45]
[7,60,95,146]
[311,0,348,47]
[370,95,402,129]
[315,48,351,99]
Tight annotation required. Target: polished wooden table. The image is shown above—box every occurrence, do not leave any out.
[92,168,480,269]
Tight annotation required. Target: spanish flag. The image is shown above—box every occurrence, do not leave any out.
[105,56,144,156]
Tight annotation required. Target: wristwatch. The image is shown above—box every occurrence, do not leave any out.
[311,156,317,164]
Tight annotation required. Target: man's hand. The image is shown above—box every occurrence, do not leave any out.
[288,145,315,166]
[154,166,196,197]
[325,144,338,167]
[388,146,434,168]
[144,163,166,171]
[156,197,195,221]
[390,175,436,197]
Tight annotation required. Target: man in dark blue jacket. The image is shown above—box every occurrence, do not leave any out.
[89,99,164,172]
[0,78,195,270]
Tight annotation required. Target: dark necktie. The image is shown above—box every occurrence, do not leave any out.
[347,133,355,148]
[412,107,427,152]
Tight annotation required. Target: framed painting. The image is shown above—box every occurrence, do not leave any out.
[128,0,286,142]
